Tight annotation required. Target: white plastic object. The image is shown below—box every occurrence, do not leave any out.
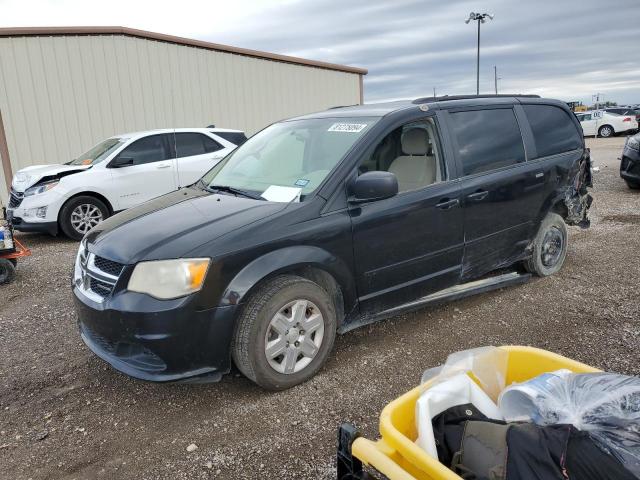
[421,346,508,402]
[499,371,640,476]
[415,372,504,458]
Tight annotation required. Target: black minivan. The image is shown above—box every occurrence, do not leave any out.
[73,95,592,390]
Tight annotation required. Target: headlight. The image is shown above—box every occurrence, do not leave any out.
[24,180,59,197]
[128,258,210,299]
[627,136,640,151]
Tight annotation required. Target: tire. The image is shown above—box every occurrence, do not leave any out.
[59,196,110,241]
[598,125,614,138]
[0,258,16,285]
[8,258,17,267]
[525,213,568,277]
[232,274,337,390]
[625,180,640,190]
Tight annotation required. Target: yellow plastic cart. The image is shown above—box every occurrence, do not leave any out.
[337,346,599,480]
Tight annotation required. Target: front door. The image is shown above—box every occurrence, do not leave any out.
[578,113,597,136]
[444,106,539,279]
[349,117,464,314]
[108,134,177,210]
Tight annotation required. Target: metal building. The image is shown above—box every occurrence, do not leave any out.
[0,27,367,205]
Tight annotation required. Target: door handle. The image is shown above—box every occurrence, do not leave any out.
[156,163,171,169]
[435,198,460,210]
[467,190,489,201]
[534,172,545,179]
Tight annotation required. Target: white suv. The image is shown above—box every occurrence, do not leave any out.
[7,128,245,240]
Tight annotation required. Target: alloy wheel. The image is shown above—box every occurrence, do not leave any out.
[70,204,104,235]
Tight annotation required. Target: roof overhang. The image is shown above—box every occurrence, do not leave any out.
[0,26,368,75]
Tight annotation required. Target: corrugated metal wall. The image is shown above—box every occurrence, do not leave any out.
[0,34,362,204]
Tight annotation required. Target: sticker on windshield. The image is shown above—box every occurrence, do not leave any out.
[328,123,368,133]
[294,179,310,187]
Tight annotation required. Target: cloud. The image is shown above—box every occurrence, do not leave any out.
[2,0,639,105]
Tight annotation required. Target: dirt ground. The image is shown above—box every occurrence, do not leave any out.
[1,137,638,480]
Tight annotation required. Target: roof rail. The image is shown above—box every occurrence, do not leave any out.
[412,94,541,104]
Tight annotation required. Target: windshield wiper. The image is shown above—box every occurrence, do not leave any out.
[206,184,262,200]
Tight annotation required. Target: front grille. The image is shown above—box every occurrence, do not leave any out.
[75,246,126,302]
[9,189,23,208]
[90,277,113,297]
[94,256,125,277]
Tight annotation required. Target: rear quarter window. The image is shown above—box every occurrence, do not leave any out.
[523,105,582,158]
[214,131,248,146]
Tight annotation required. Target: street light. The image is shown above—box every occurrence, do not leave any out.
[465,12,494,95]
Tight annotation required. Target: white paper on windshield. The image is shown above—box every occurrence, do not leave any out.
[261,185,302,203]
[328,123,368,133]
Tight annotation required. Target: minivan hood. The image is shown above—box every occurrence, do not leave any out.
[86,188,286,263]
[12,164,90,192]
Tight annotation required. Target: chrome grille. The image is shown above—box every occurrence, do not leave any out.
[74,245,124,302]
[9,189,23,208]
[93,256,125,277]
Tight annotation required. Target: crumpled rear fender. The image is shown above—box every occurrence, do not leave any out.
[563,147,593,228]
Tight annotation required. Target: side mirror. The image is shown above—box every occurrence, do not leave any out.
[349,171,398,203]
[110,156,134,168]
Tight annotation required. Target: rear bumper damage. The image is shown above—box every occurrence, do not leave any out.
[564,148,593,228]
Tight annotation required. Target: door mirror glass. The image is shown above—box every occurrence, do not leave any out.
[350,171,398,203]
[110,156,134,168]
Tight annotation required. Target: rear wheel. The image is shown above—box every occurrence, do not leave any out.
[59,196,110,241]
[0,258,16,284]
[525,213,568,277]
[598,125,614,138]
[232,275,337,390]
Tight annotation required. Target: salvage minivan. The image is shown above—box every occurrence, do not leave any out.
[73,95,593,390]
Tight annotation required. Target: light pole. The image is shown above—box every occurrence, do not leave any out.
[465,12,494,95]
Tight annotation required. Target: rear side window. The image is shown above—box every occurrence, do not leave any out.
[523,105,582,158]
[214,131,248,146]
[449,108,525,176]
[118,134,170,165]
[173,133,222,158]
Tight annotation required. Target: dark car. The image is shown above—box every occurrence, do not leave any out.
[620,132,640,189]
[73,95,593,390]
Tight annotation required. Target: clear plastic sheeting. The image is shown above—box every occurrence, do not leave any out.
[499,371,640,477]
[421,346,508,402]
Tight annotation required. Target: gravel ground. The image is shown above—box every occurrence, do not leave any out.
[1,137,638,480]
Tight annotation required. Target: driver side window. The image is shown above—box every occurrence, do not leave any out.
[118,134,171,166]
[359,118,444,193]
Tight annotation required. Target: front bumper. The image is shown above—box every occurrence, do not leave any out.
[620,147,640,182]
[8,188,65,234]
[74,287,238,382]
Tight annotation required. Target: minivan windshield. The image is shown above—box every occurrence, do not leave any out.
[69,138,125,166]
[200,117,378,201]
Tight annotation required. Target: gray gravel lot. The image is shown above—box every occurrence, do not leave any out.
[1,137,639,479]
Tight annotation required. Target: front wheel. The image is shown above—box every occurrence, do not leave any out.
[525,213,568,277]
[232,275,337,390]
[625,179,640,190]
[0,258,16,284]
[598,125,614,138]
[59,196,110,241]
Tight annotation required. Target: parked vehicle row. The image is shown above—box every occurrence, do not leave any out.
[7,128,246,240]
[73,95,593,390]
[575,110,638,137]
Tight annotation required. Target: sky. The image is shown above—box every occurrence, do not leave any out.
[2,0,639,106]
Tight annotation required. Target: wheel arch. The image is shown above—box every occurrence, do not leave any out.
[58,191,115,221]
[220,246,357,327]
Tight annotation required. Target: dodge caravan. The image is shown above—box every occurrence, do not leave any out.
[73,95,593,390]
